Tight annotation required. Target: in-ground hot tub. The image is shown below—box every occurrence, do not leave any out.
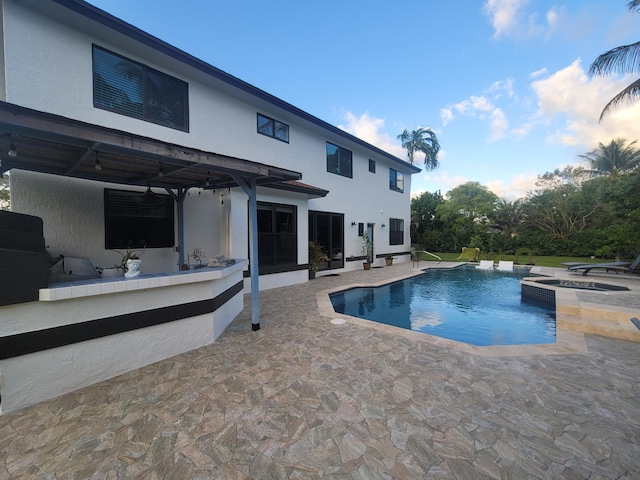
[532,278,629,292]
[521,276,630,308]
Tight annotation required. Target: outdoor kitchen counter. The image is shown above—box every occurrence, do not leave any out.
[39,259,247,301]
[0,259,248,414]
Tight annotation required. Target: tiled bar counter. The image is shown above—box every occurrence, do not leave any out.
[0,260,247,414]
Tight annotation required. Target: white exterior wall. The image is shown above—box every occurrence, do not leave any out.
[9,171,229,274]
[2,0,415,278]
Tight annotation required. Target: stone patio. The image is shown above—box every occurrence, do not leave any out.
[1,262,639,479]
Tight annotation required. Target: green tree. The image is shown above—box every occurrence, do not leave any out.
[397,127,440,169]
[410,191,445,249]
[521,183,599,241]
[436,182,498,251]
[491,198,522,239]
[588,1,640,120]
[579,138,640,179]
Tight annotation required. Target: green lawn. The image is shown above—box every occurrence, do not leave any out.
[416,252,616,268]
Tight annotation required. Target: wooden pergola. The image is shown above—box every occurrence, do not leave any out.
[0,101,304,330]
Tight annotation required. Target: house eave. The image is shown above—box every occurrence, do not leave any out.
[0,101,302,190]
[42,0,420,174]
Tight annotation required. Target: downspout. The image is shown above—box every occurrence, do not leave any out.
[232,175,260,330]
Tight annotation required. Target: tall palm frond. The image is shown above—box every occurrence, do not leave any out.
[598,78,640,120]
[588,1,640,120]
[579,138,640,179]
[397,127,441,170]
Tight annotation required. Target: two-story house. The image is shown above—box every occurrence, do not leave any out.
[0,0,420,413]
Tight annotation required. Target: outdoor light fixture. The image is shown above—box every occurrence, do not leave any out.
[381,224,386,228]
[158,165,164,177]
[205,172,211,187]
[351,221,356,226]
[94,152,102,171]
[7,142,17,158]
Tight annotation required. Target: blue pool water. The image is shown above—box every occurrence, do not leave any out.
[330,267,556,346]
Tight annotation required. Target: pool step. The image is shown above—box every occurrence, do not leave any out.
[556,313,640,342]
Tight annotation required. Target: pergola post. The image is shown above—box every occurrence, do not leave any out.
[233,175,260,330]
[167,187,189,269]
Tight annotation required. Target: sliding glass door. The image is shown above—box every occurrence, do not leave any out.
[309,211,344,270]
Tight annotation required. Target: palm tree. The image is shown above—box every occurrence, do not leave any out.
[579,138,640,179]
[588,1,640,120]
[397,127,441,169]
[492,198,522,238]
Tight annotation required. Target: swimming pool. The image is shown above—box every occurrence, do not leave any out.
[329,266,556,346]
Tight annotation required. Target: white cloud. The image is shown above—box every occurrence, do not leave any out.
[423,172,470,196]
[483,0,558,40]
[529,67,547,79]
[416,171,541,201]
[487,78,515,98]
[440,95,508,141]
[337,111,406,159]
[485,172,540,200]
[531,59,640,148]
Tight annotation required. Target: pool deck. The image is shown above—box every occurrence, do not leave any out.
[2,262,639,478]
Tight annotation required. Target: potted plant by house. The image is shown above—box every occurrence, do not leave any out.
[361,232,372,270]
[385,253,394,266]
[308,241,329,279]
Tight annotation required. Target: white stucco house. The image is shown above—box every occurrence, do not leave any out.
[0,0,420,413]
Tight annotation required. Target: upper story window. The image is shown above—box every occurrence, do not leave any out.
[369,159,376,173]
[257,113,289,143]
[389,168,404,193]
[93,45,189,131]
[326,142,352,178]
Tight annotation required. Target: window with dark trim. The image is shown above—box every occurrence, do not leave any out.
[369,159,376,173]
[257,113,289,143]
[389,218,404,245]
[93,45,189,131]
[257,202,297,269]
[326,142,353,178]
[104,188,175,249]
[389,168,404,193]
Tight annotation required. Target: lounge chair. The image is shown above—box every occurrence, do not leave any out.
[497,260,514,271]
[561,260,628,271]
[568,254,640,276]
[476,260,494,270]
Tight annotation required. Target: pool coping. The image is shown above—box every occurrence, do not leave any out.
[316,265,590,357]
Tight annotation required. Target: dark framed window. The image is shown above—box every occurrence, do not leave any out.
[257,202,297,269]
[369,159,376,173]
[389,168,404,193]
[257,113,289,142]
[389,218,404,245]
[93,45,189,131]
[309,211,344,270]
[326,142,353,178]
[104,188,175,249]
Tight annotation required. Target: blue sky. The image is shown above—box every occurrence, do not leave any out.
[86,0,639,200]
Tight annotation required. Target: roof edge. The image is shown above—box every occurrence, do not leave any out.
[51,0,421,174]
